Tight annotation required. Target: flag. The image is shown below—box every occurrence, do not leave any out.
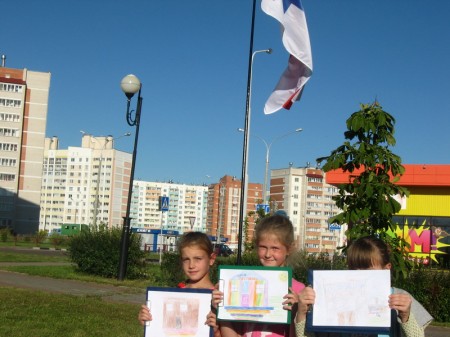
[262,0,313,114]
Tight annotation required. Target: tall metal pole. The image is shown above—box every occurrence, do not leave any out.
[237,0,257,265]
[118,79,142,281]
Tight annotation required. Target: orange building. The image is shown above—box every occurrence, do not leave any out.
[206,175,262,249]
[326,164,450,267]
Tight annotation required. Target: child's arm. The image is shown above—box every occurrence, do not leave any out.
[205,310,222,337]
[293,287,316,337]
[296,286,315,323]
[220,321,242,337]
[389,293,425,337]
[138,304,152,326]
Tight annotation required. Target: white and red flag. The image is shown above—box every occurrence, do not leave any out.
[262,0,313,114]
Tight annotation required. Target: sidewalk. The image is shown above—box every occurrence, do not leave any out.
[0,262,146,305]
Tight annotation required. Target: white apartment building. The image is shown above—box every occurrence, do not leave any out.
[0,65,51,234]
[40,134,132,232]
[131,180,208,234]
[270,165,345,254]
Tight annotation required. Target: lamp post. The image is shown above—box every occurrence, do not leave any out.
[237,48,272,265]
[118,74,143,281]
[238,128,303,204]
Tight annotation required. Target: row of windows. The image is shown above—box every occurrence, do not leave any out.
[0,83,24,93]
[0,158,16,166]
[0,142,18,151]
[0,173,15,181]
[0,112,20,122]
[0,98,21,108]
[0,128,19,137]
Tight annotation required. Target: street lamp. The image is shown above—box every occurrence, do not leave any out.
[237,48,272,265]
[238,128,303,203]
[118,74,143,281]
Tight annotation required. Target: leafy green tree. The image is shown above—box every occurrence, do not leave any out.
[33,230,48,246]
[317,102,410,279]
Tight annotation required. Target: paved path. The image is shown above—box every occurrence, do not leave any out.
[0,247,448,336]
[0,268,146,304]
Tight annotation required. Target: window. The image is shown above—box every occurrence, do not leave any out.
[0,113,20,122]
[0,158,16,166]
[0,143,18,151]
[0,83,24,93]
[0,173,15,181]
[0,128,19,137]
[0,98,22,108]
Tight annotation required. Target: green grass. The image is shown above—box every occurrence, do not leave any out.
[0,287,143,337]
[0,250,70,263]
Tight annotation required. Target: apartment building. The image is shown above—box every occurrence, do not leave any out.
[0,65,51,234]
[206,175,263,249]
[130,180,208,233]
[40,134,132,232]
[270,165,344,254]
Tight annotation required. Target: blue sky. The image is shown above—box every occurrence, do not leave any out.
[2,1,449,185]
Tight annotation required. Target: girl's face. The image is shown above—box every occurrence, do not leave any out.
[257,233,290,267]
[181,246,215,287]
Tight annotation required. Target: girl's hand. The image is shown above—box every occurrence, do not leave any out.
[296,286,315,322]
[389,293,412,323]
[138,304,152,326]
[205,310,218,327]
[211,283,224,310]
[282,286,299,311]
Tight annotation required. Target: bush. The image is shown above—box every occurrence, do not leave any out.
[48,233,66,248]
[0,228,9,242]
[68,226,145,279]
[33,230,47,246]
[395,269,450,323]
[159,252,185,286]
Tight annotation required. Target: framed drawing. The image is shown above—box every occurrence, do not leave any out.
[217,265,292,324]
[306,270,391,334]
[144,287,213,337]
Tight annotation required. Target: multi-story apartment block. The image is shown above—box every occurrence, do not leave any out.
[40,134,132,232]
[0,65,51,234]
[206,175,263,249]
[130,180,208,233]
[270,165,344,254]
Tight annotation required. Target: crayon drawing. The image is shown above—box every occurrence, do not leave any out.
[310,270,391,330]
[145,287,212,337]
[217,266,291,324]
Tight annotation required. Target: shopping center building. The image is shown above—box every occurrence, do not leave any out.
[326,164,450,267]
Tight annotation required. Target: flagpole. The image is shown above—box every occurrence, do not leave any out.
[237,0,257,265]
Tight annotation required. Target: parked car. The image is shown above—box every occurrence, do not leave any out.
[215,244,234,257]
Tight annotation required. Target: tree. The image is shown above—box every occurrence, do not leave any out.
[317,102,410,279]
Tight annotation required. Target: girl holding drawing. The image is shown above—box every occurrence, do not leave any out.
[138,231,220,336]
[211,213,305,337]
[295,236,433,337]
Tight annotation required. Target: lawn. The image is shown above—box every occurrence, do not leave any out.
[0,246,161,336]
[0,287,143,337]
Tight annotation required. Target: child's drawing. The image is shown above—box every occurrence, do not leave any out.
[144,287,212,337]
[162,297,199,335]
[311,270,391,329]
[217,266,291,324]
